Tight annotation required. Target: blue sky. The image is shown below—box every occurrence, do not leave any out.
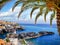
[1,0,15,12]
[0,0,56,24]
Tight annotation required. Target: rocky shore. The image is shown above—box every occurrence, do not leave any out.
[6,31,54,40]
[0,20,24,34]
[2,31,54,45]
[0,20,54,45]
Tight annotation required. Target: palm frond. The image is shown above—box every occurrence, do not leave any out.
[40,6,44,15]
[35,12,41,24]
[35,6,44,24]
[12,1,20,11]
[20,0,40,2]
[18,2,38,18]
[18,2,29,18]
[50,10,55,26]
[0,0,10,3]
[21,2,29,9]
[30,6,39,18]
[42,0,46,2]
[44,8,49,22]
[0,4,4,9]
[18,9,24,18]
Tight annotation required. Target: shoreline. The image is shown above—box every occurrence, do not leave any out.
[0,20,58,45]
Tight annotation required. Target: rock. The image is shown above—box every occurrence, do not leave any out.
[38,31,54,36]
[18,33,26,39]
[38,31,48,36]
[27,32,37,37]
[15,26,24,30]
[47,32,54,35]
[6,33,18,38]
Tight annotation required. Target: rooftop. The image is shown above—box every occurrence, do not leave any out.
[0,20,17,25]
[0,26,5,29]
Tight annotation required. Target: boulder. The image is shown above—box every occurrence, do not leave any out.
[38,31,54,36]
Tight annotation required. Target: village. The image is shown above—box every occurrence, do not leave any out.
[0,20,24,34]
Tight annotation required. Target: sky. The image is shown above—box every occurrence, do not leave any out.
[0,0,56,24]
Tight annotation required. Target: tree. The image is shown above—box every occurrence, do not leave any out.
[45,0,60,35]
[12,0,60,35]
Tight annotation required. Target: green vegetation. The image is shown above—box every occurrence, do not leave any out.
[12,0,56,25]
[5,38,10,42]
[20,39,27,45]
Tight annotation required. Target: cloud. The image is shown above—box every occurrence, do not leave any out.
[0,6,56,24]
[0,6,28,23]
[0,6,21,17]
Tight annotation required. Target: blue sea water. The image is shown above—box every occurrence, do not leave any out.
[16,24,60,45]
[0,24,60,45]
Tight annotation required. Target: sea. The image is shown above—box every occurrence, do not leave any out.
[0,24,60,45]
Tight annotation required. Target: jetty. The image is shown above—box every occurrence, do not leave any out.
[6,31,54,40]
[18,31,54,39]
[4,31,54,45]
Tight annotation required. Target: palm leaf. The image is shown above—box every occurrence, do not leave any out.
[40,6,44,15]
[18,9,24,18]
[35,12,41,24]
[50,10,55,26]
[30,6,39,18]
[35,6,44,24]
[0,4,4,9]
[18,2,29,18]
[18,2,36,18]
[44,8,49,22]
[12,1,20,11]
[21,0,40,2]
[0,0,10,3]
[21,2,29,9]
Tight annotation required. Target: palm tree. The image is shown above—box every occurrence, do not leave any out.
[12,0,60,35]
[45,0,60,35]
[0,0,11,9]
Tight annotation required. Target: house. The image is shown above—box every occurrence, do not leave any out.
[0,26,7,34]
